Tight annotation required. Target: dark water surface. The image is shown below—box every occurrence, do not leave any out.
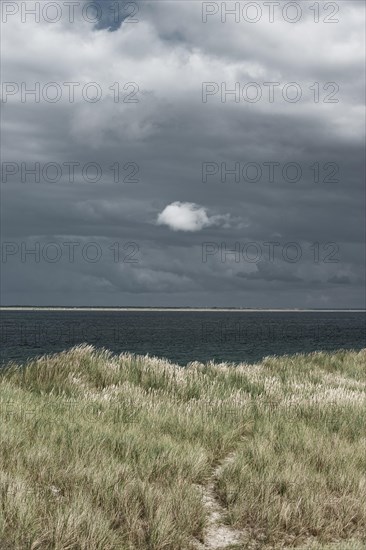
[0,310,365,366]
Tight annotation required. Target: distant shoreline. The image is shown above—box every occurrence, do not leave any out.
[0,307,365,313]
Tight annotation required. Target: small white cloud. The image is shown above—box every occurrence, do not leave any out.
[157,201,225,232]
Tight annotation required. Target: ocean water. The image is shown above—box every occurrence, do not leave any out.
[1,310,365,367]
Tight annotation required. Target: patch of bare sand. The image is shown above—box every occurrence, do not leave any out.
[193,453,247,550]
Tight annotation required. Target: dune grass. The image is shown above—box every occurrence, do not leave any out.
[0,345,365,549]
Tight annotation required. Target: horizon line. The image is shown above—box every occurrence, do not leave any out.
[1,306,365,312]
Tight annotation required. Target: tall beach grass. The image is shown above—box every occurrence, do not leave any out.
[0,345,365,549]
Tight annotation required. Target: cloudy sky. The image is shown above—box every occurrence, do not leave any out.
[1,0,365,307]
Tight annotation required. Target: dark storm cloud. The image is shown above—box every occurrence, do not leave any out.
[0,0,365,307]
[92,0,139,32]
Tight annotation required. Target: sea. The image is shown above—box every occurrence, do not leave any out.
[0,309,365,367]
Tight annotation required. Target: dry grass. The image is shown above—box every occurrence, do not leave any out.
[0,345,365,549]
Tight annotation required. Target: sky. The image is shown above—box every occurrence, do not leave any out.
[0,0,365,308]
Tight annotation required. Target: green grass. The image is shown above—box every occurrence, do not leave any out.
[0,345,365,549]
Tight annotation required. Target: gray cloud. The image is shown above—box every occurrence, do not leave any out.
[0,0,365,307]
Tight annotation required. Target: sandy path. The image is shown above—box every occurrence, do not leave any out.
[193,453,246,550]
